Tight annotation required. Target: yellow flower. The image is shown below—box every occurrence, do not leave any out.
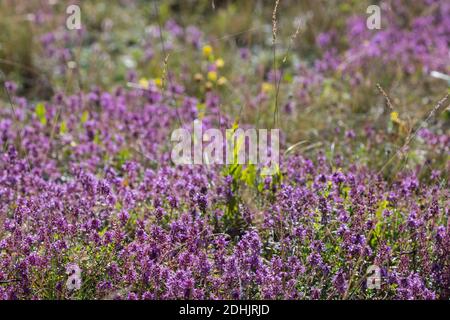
[390,111,399,123]
[217,76,227,86]
[207,71,217,82]
[202,45,213,57]
[139,77,149,88]
[215,58,225,68]
[153,78,163,87]
[261,82,274,93]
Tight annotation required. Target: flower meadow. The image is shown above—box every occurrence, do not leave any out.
[0,0,449,300]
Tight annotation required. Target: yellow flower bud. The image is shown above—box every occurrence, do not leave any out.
[390,111,399,123]
[217,76,227,86]
[202,45,213,57]
[261,82,274,93]
[139,77,149,88]
[153,78,163,87]
[215,58,225,68]
[207,71,217,82]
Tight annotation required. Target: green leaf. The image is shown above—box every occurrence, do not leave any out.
[81,110,89,124]
[35,102,47,125]
[373,200,390,242]
[241,164,256,187]
[93,131,101,145]
[59,120,67,135]
[116,148,131,167]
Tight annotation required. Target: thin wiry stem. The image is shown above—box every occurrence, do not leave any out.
[378,93,449,175]
[376,83,394,111]
[1,77,32,172]
[151,0,183,127]
[272,0,280,129]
